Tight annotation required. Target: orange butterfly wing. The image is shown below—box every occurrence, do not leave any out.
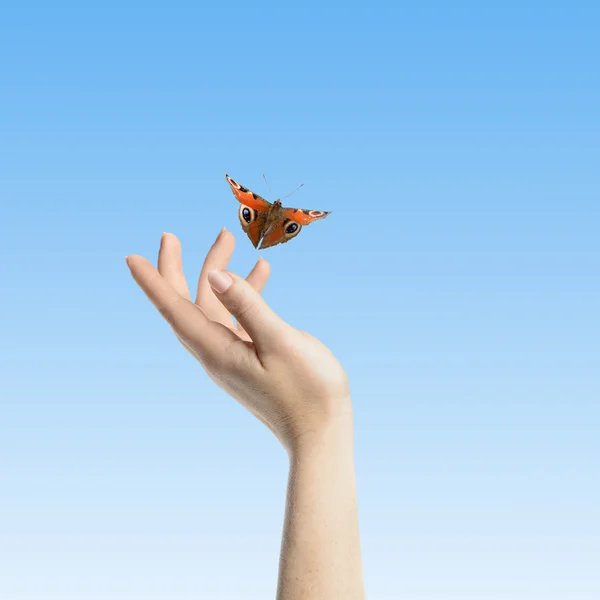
[284,207,332,225]
[226,173,271,248]
[258,221,288,249]
[225,173,331,249]
[225,173,271,212]
[239,209,268,248]
[258,207,332,249]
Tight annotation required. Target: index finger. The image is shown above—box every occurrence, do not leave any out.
[126,254,238,363]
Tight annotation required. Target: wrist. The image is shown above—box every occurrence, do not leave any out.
[288,406,355,465]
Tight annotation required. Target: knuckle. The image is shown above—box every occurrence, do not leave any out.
[234,297,260,322]
[202,348,238,381]
[273,326,298,351]
[202,354,225,375]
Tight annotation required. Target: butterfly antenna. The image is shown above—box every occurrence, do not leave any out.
[282,183,305,201]
[262,174,275,201]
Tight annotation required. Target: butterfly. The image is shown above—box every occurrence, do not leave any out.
[225,173,331,249]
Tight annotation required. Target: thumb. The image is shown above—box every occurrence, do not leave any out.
[207,268,288,353]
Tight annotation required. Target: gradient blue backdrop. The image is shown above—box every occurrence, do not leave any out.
[1,2,599,599]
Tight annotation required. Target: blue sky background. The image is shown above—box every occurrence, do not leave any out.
[1,2,599,598]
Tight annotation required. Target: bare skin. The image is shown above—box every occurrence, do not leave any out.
[126,229,365,600]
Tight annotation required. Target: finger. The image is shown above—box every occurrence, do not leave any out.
[156,233,200,352]
[157,232,191,300]
[195,228,237,325]
[207,268,289,354]
[126,254,238,364]
[245,256,270,294]
[237,257,271,333]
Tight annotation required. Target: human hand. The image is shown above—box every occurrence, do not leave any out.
[126,229,352,454]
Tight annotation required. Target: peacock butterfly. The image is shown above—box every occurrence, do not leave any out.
[225,173,331,249]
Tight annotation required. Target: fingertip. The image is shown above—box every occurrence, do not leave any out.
[125,254,148,268]
[207,269,233,294]
[213,227,235,247]
[161,232,179,243]
[125,254,146,278]
[258,256,270,271]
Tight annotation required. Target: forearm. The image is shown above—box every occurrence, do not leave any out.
[276,413,365,600]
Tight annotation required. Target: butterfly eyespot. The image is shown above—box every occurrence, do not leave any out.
[308,210,323,217]
[239,204,254,223]
[285,222,299,235]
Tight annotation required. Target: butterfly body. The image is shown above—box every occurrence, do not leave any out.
[225,173,331,249]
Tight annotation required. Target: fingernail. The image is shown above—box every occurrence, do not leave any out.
[217,226,227,239]
[125,256,131,267]
[207,269,232,293]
